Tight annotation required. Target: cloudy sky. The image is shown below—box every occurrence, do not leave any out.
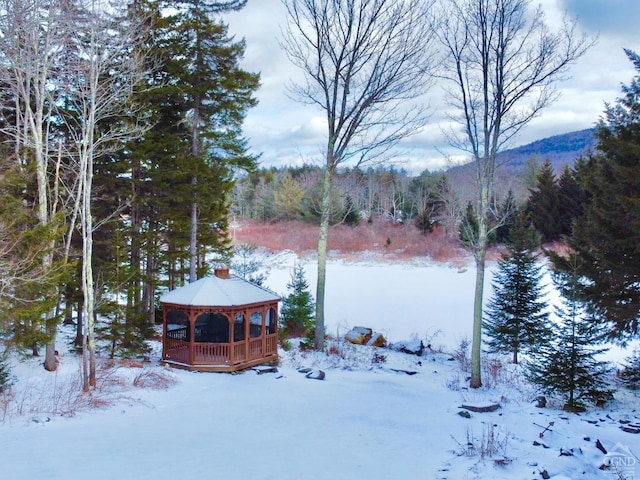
[225,0,639,173]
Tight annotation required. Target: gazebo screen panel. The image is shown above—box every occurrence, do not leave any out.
[234,313,245,342]
[267,307,276,335]
[195,312,230,343]
[249,312,262,338]
[166,309,189,340]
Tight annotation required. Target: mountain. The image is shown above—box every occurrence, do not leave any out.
[497,127,597,172]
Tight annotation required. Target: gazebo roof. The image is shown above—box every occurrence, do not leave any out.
[160,271,280,308]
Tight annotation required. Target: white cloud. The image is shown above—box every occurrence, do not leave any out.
[225,0,638,174]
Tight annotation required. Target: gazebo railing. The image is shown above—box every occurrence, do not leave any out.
[194,343,230,364]
[163,334,279,368]
[233,342,246,363]
[164,338,190,364]
[266,334,277,355]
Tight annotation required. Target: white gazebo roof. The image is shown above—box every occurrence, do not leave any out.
[160,274,280,307]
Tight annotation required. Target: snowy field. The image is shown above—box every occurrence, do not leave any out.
[2,252,639,480]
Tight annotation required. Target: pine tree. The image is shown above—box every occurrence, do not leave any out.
[569,49,640,340]
[494,190,518,244]
[129,0,260,284]
[231,244,266,286]
[279,263,315,342]
[619,350,640,390]
[526,160,562,243]
[525,254,613,411]
[557,163,587,238]
[0,356,12,393]
[483,211,550,363]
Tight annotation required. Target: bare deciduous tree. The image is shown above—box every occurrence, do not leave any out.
[436,0,594,387]
[0,0,70,370]
[60,1,150,389]
[281,0,437,348]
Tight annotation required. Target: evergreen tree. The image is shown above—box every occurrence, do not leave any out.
[525,254,613,411]
[0,355,13,393]
[459,201,479,247]
[231,243,266,286]
[557,163,587,238]
[129,0,259,285]
[494,190,518,244]
[569,49,640,339]
[619,350,640,390]
[526,160,561,243]
[279,263,315,342]
[483,211,550,363]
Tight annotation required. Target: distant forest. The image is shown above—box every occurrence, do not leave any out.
[231,128,597,240]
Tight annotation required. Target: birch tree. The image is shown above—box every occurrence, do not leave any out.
[436,0,593,387]
[0,0,69,370]
[60,1,150,389]
[281,0,437,349]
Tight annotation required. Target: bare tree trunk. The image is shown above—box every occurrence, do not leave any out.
[471,233,487,388]
[314,167,332,349]
[190,199,198,282]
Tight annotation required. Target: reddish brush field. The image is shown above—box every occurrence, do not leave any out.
[232,219,484,264]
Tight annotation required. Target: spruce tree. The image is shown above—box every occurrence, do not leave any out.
[526,160,562,243]
[279,263,315,342]
[569,49,640,339]
[557,163,587,238]
[129,0,259,284]
[619,350,640,390]
[525,254,613,411]
[483,210,550,364]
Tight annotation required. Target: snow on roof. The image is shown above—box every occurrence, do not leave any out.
[159,275,280,307]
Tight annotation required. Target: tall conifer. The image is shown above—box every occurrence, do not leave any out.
[569,49,640,339]
[526,254,612,411]
[483,210,550,363]
[526,160,561,243]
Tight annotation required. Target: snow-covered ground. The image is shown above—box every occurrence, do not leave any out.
[2,252,639,480]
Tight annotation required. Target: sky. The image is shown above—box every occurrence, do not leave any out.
[224,0,639,174]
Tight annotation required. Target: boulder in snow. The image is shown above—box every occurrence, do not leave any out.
[392,340,424,356]
[305,369,325,381]
[366,332,387,347]
[344,326,373,345]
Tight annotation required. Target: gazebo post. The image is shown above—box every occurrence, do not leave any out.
[229,309,235,365]
[188,310,196,366]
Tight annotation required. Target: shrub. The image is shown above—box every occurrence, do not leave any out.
[452,424,510,460]
[0,357,13,393]
[279,263,315,340]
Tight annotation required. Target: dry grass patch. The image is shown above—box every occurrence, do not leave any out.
[234,219,481,264]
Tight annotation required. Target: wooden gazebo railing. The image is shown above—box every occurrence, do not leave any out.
[164,334,278,368]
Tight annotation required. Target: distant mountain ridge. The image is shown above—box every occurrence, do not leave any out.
[498,128,597,172]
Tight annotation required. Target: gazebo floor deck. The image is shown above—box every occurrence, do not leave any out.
[162,354,278,373]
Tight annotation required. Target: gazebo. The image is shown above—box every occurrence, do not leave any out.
[159,267,280,372]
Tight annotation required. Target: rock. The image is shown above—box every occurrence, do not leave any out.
[535,395,547,408]
[620,426,640,434]
[305,369,325,380]
[457,410,471,418]
[460,403,501,413]
[344,327,373,345]
[253,366,278,375]
[392,340,424,356]
[366,332,387,347]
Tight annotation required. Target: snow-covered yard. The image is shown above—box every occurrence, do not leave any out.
[2,252,639,480]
